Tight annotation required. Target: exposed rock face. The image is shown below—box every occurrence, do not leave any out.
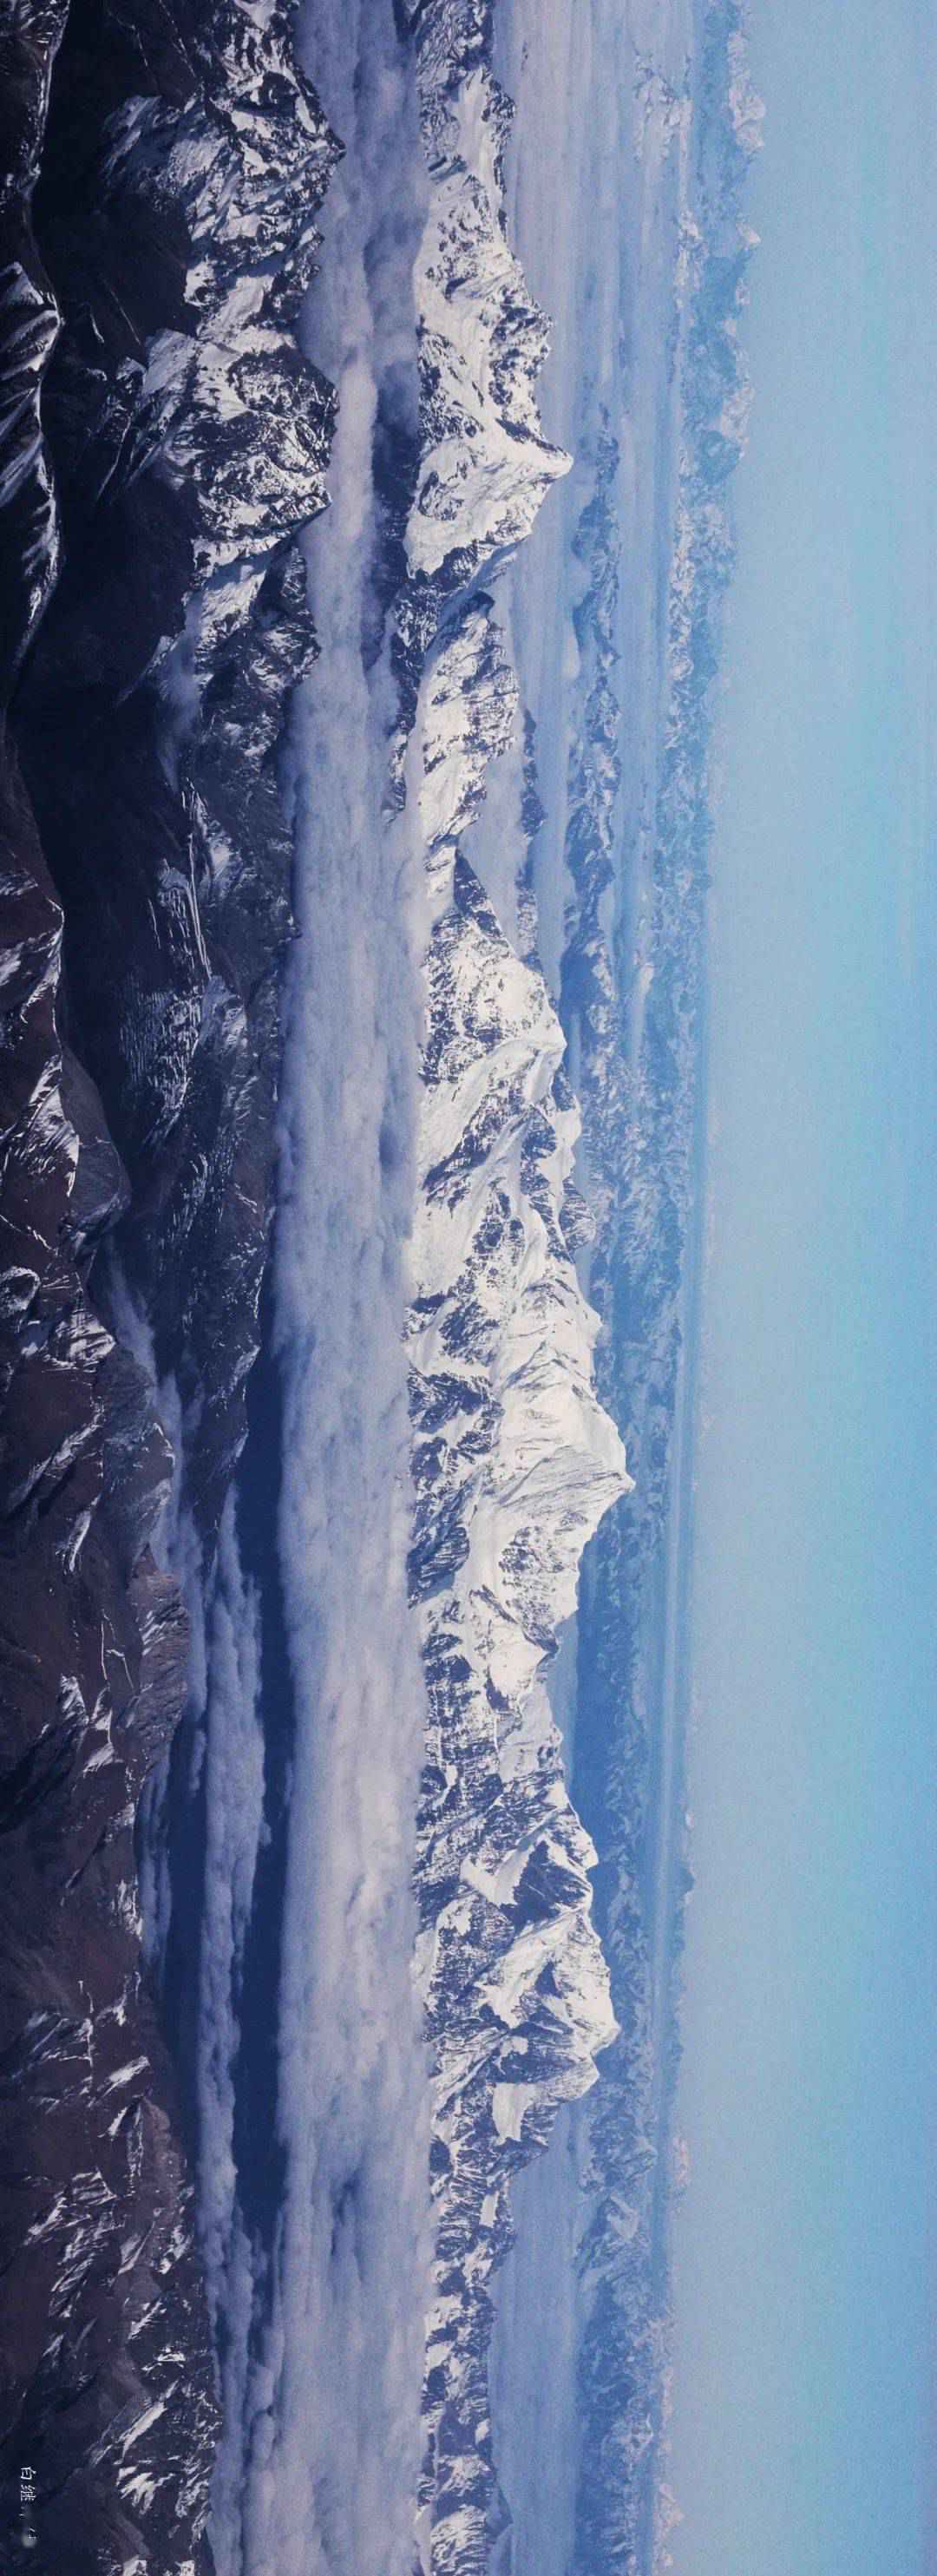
[0,703,218,2576]
[0,0,678,2566]
[0,385,215,2576]
[16,0,339,1535]
[0,2,338,2566]
[0,6,68,716]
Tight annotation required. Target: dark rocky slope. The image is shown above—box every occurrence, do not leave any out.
[0,2,337,2564]
[16,0,339,1536]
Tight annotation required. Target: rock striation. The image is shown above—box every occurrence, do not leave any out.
[16,0,339,1536]
[0,2,337,2566]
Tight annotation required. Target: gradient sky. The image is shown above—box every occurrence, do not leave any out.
[668,3,937,2571]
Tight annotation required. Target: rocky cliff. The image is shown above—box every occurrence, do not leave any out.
[0,3,337,2565]
[2,2,640,2569]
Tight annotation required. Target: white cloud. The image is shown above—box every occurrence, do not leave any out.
[196,1498,265,2354]
[206,5,434,2570]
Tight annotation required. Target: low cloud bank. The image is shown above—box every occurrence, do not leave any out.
[204,3,434,2571]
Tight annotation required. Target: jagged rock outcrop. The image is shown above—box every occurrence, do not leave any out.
[0,46,217,2563]
[0,0,754,2566]
[15,0,340,1534]
[0,2,339,2565]
[0,710,219,2574]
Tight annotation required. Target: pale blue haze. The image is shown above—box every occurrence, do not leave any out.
[669,4,937,2573]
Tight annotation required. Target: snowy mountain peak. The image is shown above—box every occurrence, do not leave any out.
[407,57,570,585]
[401,38,632,2535]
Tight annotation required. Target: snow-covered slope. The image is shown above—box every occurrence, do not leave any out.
[383,13,632,2565]
[410,724,630,2576]
[408,63,569,583]
[2,0,632,2566]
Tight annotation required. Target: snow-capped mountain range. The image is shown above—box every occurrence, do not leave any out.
[393,9,632,2561]
[1,1,632,2571]
[410,622,629,2568]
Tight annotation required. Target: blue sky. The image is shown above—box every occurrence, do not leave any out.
[668,3,937,2570]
